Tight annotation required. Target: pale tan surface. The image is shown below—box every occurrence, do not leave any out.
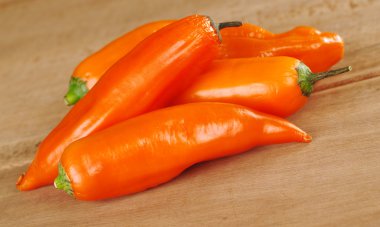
[0,0,380,226]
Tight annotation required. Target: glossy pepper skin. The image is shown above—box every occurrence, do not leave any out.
[220,24,344,72]
[54,102,311,201]
[64,20,175,105]
[17,15,231,191]
[173,57,351,117]
[64,23,344,106]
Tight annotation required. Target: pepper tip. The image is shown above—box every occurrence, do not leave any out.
[16,173,24,186]
[303,134,312,143]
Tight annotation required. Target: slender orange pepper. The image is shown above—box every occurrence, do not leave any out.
[173,57,351,117]
[54,102,311,200]
[64,20,175,105]
[16,15,242,191]
[64,22,344,106]
[220,25,344,72]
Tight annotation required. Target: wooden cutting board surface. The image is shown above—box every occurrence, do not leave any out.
[1,0,380,226]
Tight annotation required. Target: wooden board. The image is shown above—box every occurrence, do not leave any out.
[1,0,380,226]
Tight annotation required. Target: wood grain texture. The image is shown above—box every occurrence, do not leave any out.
[0,0,379,226]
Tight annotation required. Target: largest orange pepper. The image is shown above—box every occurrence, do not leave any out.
[64,22,344,105]
[54,102,311,201]
[16,15,242,191]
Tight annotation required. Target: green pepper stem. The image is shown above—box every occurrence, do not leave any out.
[207,17,242,42]
[312,66,352,83]
[218,21,243,30]
[297,63,352,97]
[64,77,89,106]
[54,163,74,197]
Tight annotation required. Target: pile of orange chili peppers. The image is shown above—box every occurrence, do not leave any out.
[17,15,351,201]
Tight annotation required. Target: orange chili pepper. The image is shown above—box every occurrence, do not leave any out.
[173,57,351,117]
[220,25,344,73]
[64,22,344,106]
[54,102,311,201]
[64,20,175,105]
[17,15,242,191]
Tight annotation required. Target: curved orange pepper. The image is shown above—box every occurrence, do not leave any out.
[55,102,311,200]
[220,26,344,72]
[17,15,235,191]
